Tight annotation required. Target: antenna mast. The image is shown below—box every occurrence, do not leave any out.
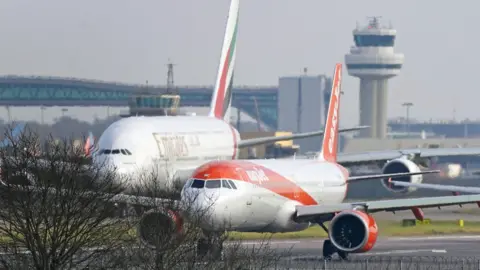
[166,59,176,94]
[366,16,382,29]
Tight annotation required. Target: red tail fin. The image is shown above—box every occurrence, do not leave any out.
[318,63,343,162]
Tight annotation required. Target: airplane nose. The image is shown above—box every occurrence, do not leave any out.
[181,190,230,230]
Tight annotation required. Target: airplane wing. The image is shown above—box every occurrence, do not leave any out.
[295,193,480,219]
[336,147,480,166]
[388,180,480,194]
[346,170,439,182]
[237,126,368,148]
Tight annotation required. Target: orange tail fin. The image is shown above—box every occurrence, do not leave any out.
[318,63,343,162]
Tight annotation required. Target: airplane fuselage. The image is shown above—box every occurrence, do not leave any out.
[93,116,240,191]
[181,159,349,233]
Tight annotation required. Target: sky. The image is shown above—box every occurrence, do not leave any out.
[0,0,478,127]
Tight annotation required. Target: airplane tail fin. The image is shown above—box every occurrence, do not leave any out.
[317,63,343,162]
[208,0,239,122]
[84,131,95,157]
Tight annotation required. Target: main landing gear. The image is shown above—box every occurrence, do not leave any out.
[319,223,348,261]
[196,231,223,260]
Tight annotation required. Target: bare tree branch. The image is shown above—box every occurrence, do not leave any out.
[0,126,130,269]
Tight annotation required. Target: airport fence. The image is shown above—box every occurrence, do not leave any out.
[2,254,480,269]
[277,256,480,270]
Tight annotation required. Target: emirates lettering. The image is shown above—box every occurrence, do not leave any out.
[153,134,189,158]
[327,80,341,154]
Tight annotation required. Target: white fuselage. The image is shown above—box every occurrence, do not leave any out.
[93,116,239,191]
[181,159,348,233]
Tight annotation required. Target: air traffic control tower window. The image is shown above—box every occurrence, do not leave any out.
[354,35,395,47]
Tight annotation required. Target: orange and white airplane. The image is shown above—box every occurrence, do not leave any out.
[133,63,480,260]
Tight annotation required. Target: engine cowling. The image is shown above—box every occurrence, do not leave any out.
[328,210,378,253]
[0,167,36,186]
[381,158,423,193]
[137,208,184,249]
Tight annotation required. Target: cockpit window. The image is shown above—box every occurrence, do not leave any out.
[112,149,120,154]
[191,179,205,189]
[205,180,221,189]
[222,180,232,189]
[228,180,237,189]
[103,149,111,154]
[125,149,132,155]
[120,149,126,155]
[188,179,237,190]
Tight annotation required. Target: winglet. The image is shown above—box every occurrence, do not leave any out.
[208,0,239,121]
[318,63,343,162]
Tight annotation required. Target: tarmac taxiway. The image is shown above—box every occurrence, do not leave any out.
[239,235,480,258]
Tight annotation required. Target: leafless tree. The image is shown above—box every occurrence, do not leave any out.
[0,125,131,269]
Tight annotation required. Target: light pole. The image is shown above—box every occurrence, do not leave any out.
[402,102,413,137]
[40,106,46,125]
[61,108,68,118]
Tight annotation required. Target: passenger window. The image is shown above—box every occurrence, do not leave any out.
[205,180,221,189]
[191,179,205,189]
[112,149,120,154]
[228,180,237,189]
[120,149,127,155]
[222,180,231,189]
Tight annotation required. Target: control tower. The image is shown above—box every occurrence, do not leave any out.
[345,17,404,138]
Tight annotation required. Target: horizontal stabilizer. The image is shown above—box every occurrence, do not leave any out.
[238,125,368,148]
[389,180,480,194]
[347,170,440,182]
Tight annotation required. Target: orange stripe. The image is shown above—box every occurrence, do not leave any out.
[192,160,318,205]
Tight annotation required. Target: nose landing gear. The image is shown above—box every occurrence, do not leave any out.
[196,232,224,260]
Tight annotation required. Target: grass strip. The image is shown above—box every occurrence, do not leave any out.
[228,220,480,240]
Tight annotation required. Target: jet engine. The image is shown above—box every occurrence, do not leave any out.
[328,210,378,253]
[137,208,184,249]
[0,168,36,186]
[380,158,423,193]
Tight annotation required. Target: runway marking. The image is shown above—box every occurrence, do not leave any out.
[238,240,300,245]
[358,249,432,256]
[358,249,447,256]
[386,235,480,241]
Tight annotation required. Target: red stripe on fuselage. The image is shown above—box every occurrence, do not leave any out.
[213,47,231,119]
[191,160,318,206]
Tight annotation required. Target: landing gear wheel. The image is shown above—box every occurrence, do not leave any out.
[197,238,209,257]
[322,240,335,260]
[196,237,223,260]
[337,250,349,260]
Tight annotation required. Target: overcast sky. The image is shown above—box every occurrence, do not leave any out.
[0,0,478,127]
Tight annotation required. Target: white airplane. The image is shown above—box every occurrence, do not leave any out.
[91,0,364,193]
[133,63,480,260]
